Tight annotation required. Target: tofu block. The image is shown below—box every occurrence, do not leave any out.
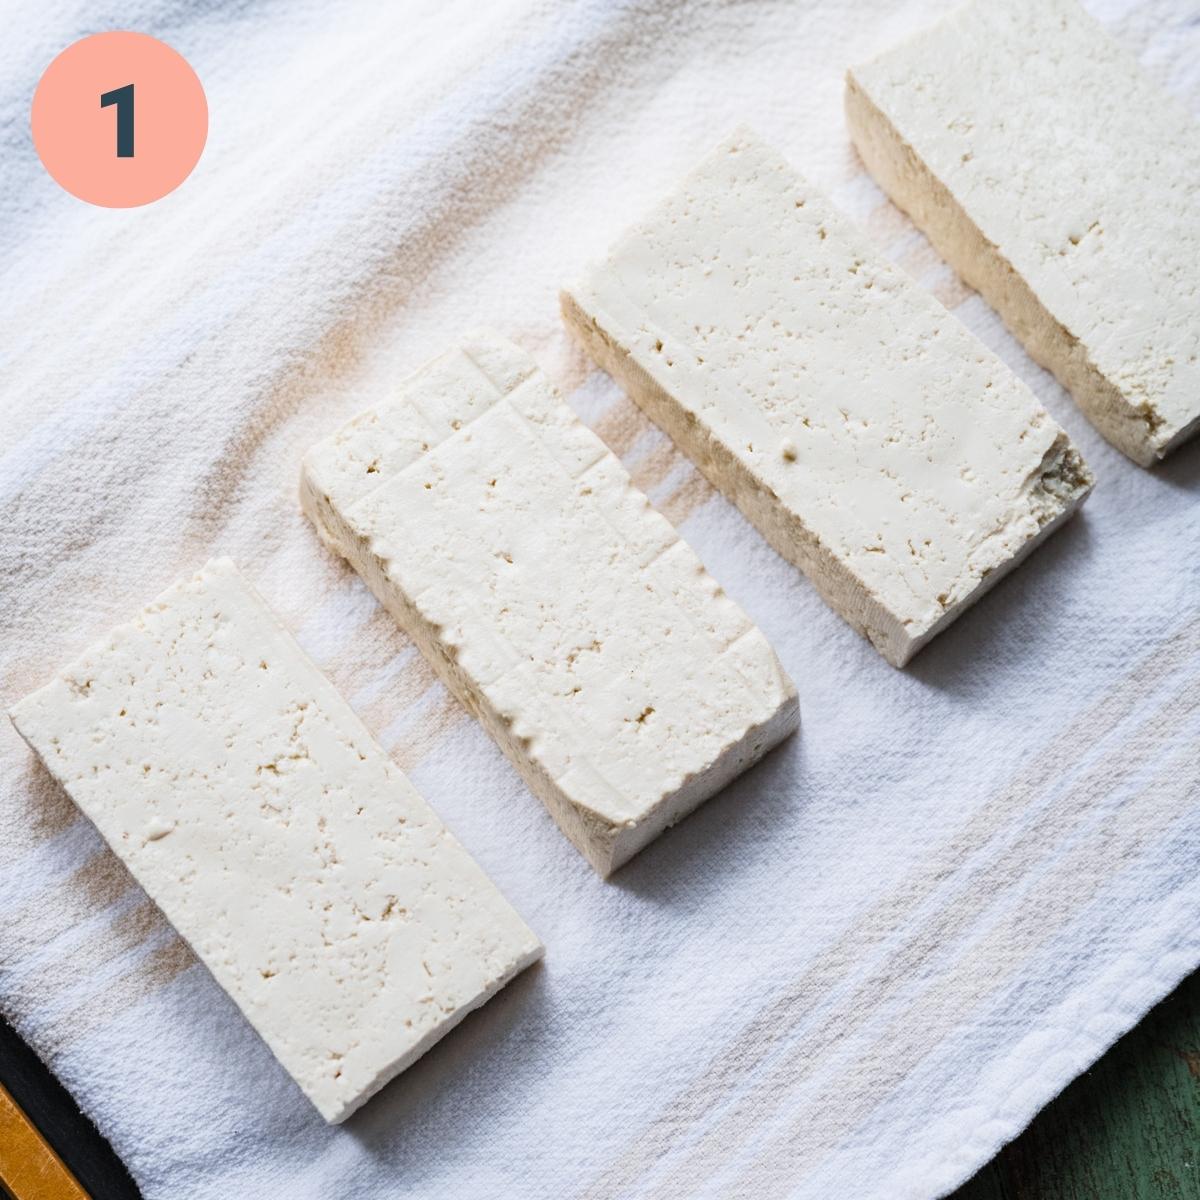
[301,331,797,876]
[8,559,542,1124]
[561,129,1093,667]
[846,0,1200,466]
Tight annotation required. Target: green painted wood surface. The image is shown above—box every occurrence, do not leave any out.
[951,970,1200,1200]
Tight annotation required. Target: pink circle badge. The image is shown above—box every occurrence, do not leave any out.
[32,32,208,208]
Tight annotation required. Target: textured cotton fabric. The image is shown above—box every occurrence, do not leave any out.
[1,2,1198,1198]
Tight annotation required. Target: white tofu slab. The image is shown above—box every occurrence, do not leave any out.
[846,0,1200,466]
[301,331,798,877]
[8,559,542,1124]
[561,129,1093,667]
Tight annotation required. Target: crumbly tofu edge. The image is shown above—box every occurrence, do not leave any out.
[300,348,798,876]
[559,287,1091,668]
[844,68,1197,467]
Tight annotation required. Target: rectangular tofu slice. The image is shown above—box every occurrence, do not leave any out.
[561,129,1092,667]
[8,559,542,1125]
[301,331,797,877]
[846,0,1200,466]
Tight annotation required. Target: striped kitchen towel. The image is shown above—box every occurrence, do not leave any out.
[1,0,1198,1196]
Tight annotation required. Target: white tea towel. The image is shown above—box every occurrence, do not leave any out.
[2,1,1199,1198]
